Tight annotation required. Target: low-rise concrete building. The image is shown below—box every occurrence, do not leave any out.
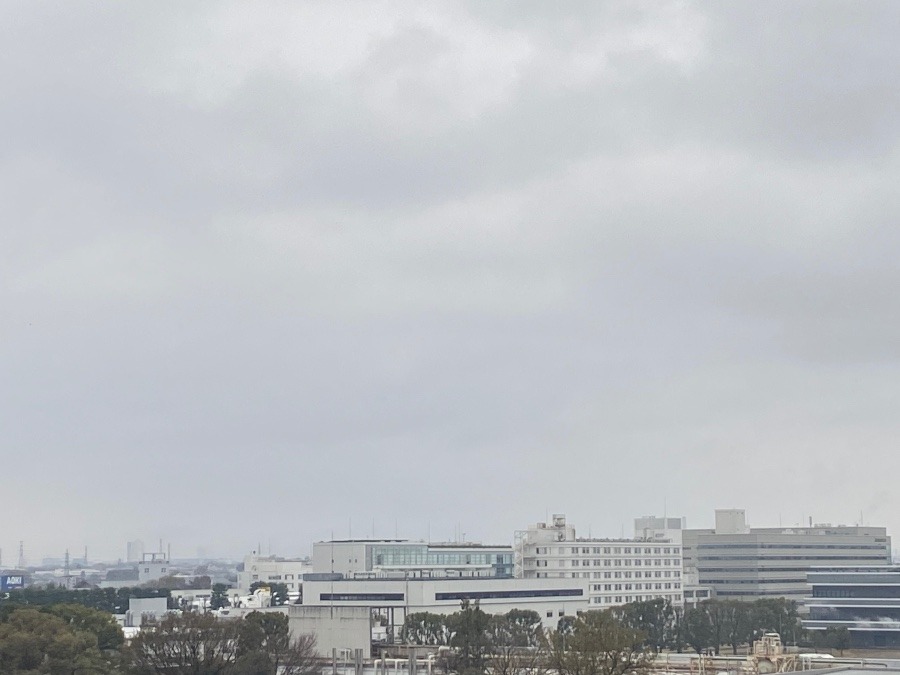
[301,575,588,635]
[288,606,372,659]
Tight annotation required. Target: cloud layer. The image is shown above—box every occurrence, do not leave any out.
[1,0,899,561]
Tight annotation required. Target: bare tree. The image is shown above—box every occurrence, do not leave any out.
[124,611,238,674]
[123,610,318,675]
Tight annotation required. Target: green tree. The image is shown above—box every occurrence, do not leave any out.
[210,584,230,611]
[681,606,714,655]
[751,599,801,645]
[720,601,752,655]
[549,610,651,675]
[45,603,124,651]
[823,626,851,656]
[613,599,676,652]
[0,607,117,674]
[556,615,577,637]
[489,609,543,648]
[1,585,172,615]
[445,600,492,675]
[400,612,451,645]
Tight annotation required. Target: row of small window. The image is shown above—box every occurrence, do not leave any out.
[534,547,679,556]
[592,594,682,604]
[592,582,680,592]
[536,559,677,568]
[566,572,672,580]
[597,570,679,579]
[531,572,683,580]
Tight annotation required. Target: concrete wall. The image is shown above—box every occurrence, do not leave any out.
[288,605,372,659]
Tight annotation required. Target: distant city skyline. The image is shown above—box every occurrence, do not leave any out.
[2,506,893,566]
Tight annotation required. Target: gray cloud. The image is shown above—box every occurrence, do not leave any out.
[1,0,898,561]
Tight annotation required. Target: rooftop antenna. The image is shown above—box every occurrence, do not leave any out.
[349,518,352,540]
[371,518,375,539]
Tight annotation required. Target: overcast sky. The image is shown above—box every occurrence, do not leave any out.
[2,1,899,563]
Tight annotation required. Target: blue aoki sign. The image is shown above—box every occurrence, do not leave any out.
[1,575,26,590]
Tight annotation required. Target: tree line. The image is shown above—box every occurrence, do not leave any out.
[0,603,317,674]
[401,601,652,675]
[1,585,174,614]
[402,597,849,666]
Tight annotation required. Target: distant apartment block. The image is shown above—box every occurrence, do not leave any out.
[311,539,514,579]
[683,509,891,604]
[515,514,684,609]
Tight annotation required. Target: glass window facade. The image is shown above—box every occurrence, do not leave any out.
[371,545,514,577]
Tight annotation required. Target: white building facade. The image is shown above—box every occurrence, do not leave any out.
[516,515,684,609]
[300,576,588,630]
[238,553,313,596]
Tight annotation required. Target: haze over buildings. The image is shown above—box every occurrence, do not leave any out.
[1,2,899,561]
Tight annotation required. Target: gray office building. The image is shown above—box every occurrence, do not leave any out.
[683,510,891,604]
[804,566,900,648]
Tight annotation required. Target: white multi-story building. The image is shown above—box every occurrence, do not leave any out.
[138,553,170,585]
[516,514,684,609]
[312,539,514,579]
[237,553,312,596]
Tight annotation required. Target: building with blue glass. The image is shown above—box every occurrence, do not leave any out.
[312,539,514,579]
[803,566,900,648]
